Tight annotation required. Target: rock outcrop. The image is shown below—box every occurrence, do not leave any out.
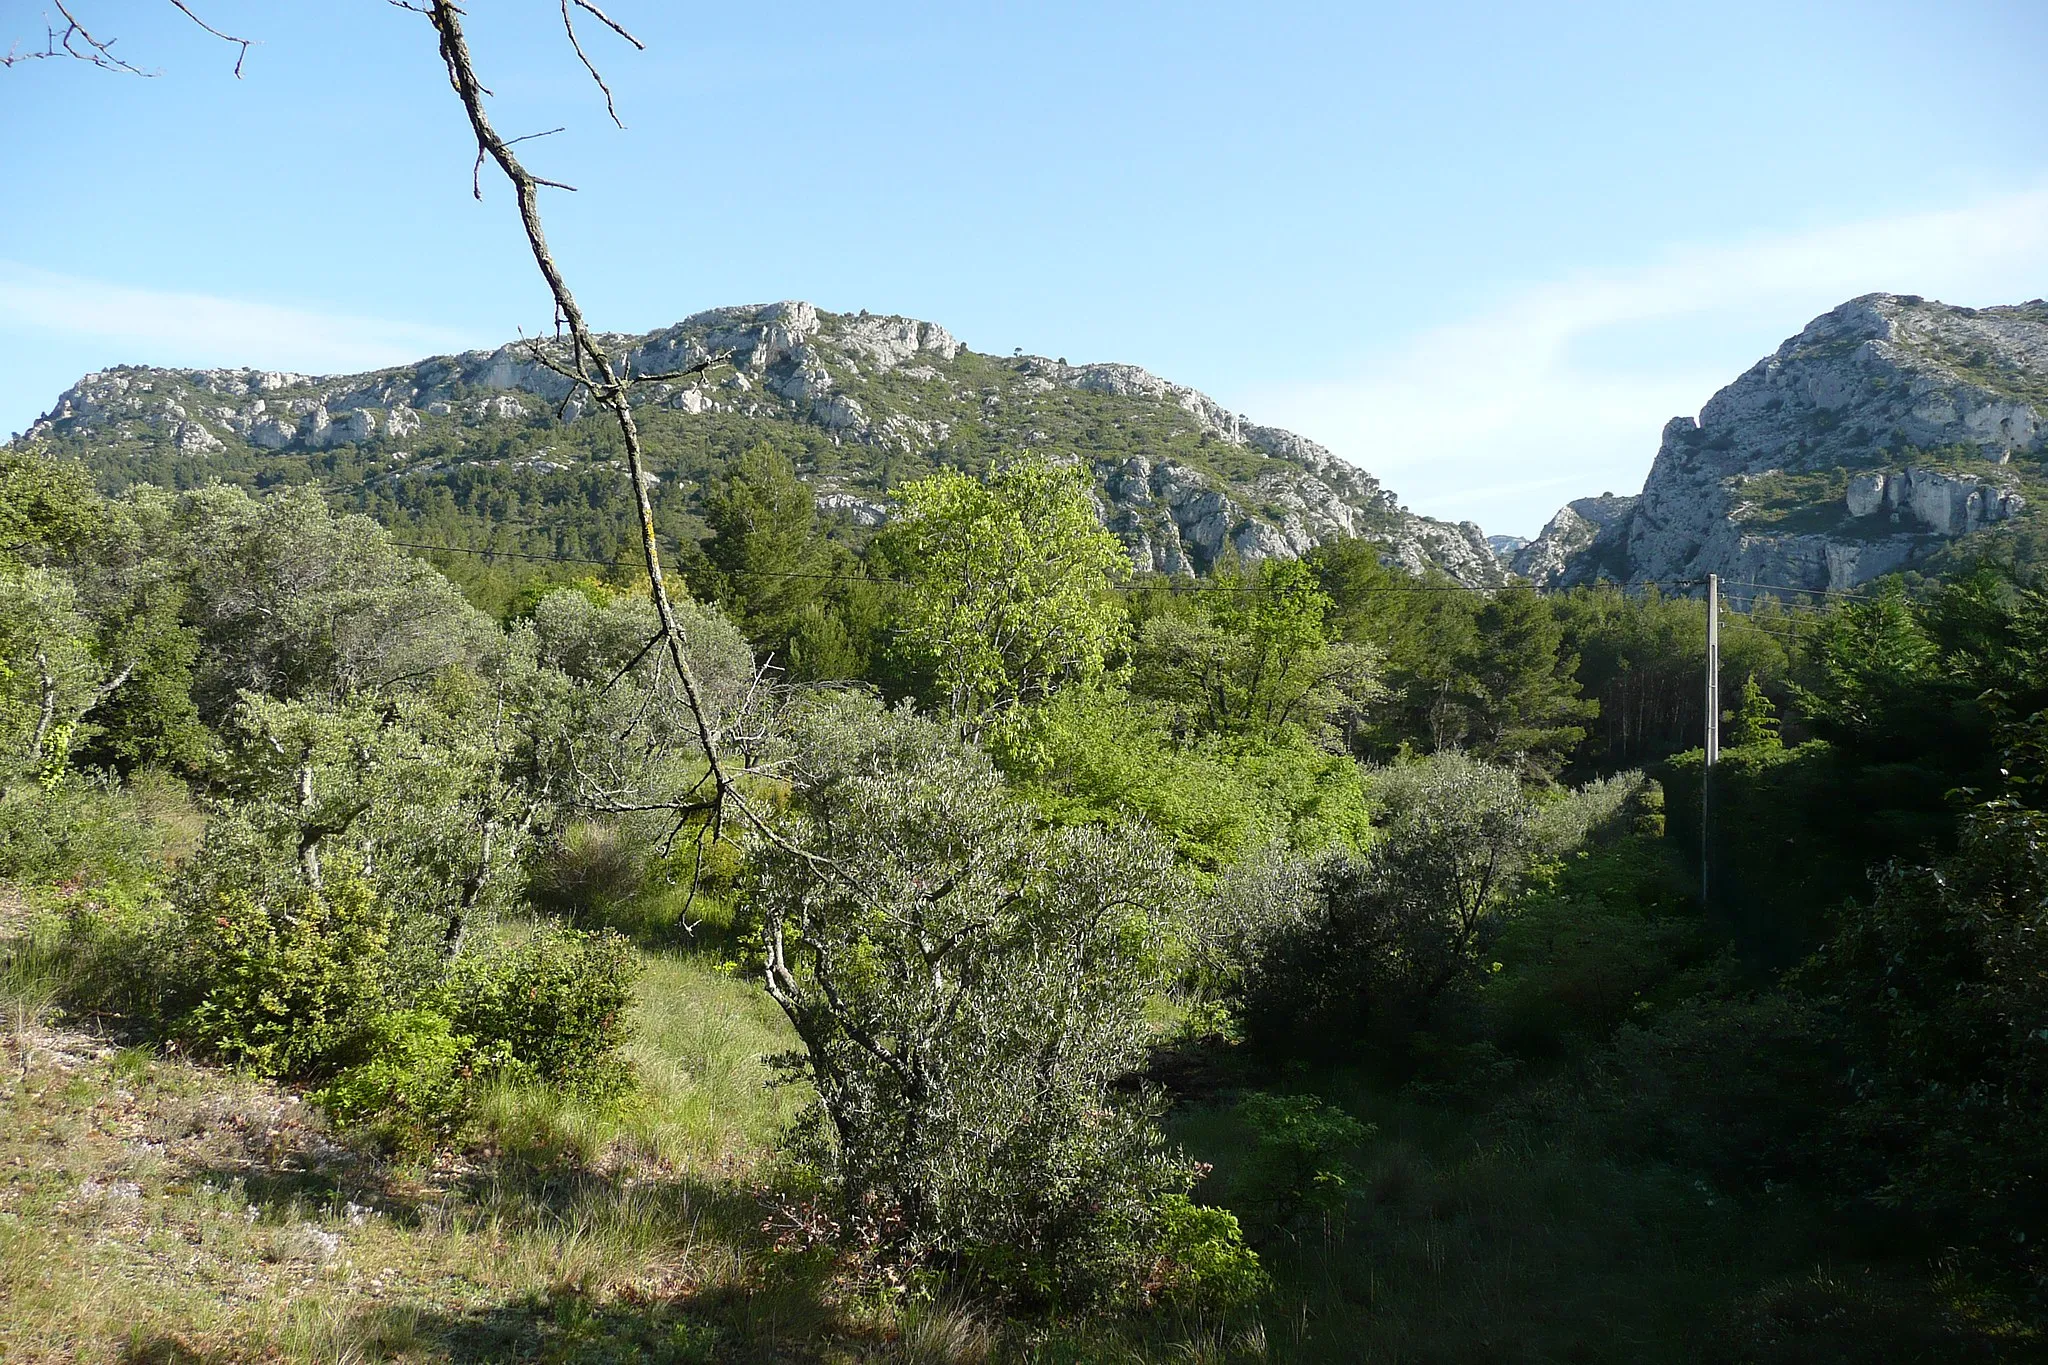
[23,301,1504,586]
[1516,294,2048,595]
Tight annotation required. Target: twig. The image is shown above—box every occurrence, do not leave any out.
[2,1,254,75]
[560,0,624,128]
[166,0,252,76]
[418,0,763,848]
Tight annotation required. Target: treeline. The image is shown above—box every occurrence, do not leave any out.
[4,438,2047,1345]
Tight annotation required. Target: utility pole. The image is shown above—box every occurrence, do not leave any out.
[1702,573,1719,907]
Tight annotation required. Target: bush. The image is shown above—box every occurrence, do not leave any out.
[0,774,164,895]
[172,864,392,1078]
[1531,769,1650,855]
[1233,751,1540,1060]
[753,693,1196,1305]
[1799,803,2048,1258]
[1478,834,1707,1059]
[439,923,637,1097]
[1232,1092,1373,1230]
[1598,982,1850,1191]
[314,1010,474,1157]
[1145,1194,1267,1311]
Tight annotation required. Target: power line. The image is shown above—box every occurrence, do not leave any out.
[388,540,626,567]
[383,533,1835,613]
[1720,578,1874,601]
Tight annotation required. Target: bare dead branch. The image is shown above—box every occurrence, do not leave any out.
[412,0,878,899]
[3,1,253,75]
[166,0,251,76]
[29,2,149,74]
[559,0,623,128]
[628,348,735,384]
[571,0,645,49]
[504,125,567,148]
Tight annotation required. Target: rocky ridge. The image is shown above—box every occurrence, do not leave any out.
[1514,294,2048,596]
[23,301,1503,586]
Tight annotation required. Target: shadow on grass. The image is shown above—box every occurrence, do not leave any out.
[120,1340,230,1365]
[179,1143,857,1363]
[348,1163,853,1364]
[349,1275,849,1365]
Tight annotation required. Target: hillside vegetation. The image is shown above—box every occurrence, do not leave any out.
[3,440,2047,1362]
[18,300,1502,619]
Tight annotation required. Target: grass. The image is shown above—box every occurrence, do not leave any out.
[1166,1076,2040,1364]
[0,879,867,1364]
[3,801,2042,1363]
[470,946,804,1180]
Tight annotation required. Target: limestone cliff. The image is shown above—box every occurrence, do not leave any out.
[22,301,1503,587]
[1516,294,2048,595]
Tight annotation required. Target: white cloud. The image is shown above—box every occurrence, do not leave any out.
[1236,186,2048,537]
[0,262,476,376]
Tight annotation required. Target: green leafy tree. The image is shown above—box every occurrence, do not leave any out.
[1790,585,1946,757]
[161,484,497,721]
[1724,673,1781,750]
[878,455,1128,727]
[1131,559,1380,746]
[0,565,106,780]
[1800,801,2048,1261]
[1461,586,1597,777]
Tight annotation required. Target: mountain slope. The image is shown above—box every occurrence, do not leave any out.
[19,301,1503,586]
[1516,294,2048,595]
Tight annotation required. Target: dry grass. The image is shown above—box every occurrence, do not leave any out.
[0,930,860,1364]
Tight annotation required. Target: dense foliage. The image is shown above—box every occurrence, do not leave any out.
[9,435,2048,1350]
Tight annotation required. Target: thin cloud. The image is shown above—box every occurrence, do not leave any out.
[0,262,476,376]
[1238,186,2048,536]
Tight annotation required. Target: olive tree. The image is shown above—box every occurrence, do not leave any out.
[1234,750,1539,1055]
[750,691,1194,1297]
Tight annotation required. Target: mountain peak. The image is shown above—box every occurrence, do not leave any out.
[19,302,1506,587]
[1515,293,2048,595]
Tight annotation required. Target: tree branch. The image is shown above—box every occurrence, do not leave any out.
[3,1,253,75]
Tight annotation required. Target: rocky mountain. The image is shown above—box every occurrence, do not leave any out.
[1515,294,2048,596]
[20,300,1503,586]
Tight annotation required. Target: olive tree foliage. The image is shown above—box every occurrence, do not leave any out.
[0,566,104,778]
[207,670,543,967]
[1233,751,1540,1054]
[749,692,1195,1293]
[515,585,767,828]
[153,485,497,722]
[878,456,1130,728]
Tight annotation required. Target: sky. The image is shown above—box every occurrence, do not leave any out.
[2,1,2045,537]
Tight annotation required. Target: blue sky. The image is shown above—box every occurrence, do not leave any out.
[3,0,2045,536]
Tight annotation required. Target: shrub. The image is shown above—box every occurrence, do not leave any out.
[1233,752,1540,1059]
[314,1010,474,1157]
[0,774,164,895]
[1531,769,1648,855]
[1232,1092,1373,1230]
[753,693,1195,1304]
[1798,802,2048,1258]
[1599,981,1849,1190]
[172,863,392,1078]
[439,923,637,1097]
[1146,1194,1268,1311]
[1478,834,1707,1059]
